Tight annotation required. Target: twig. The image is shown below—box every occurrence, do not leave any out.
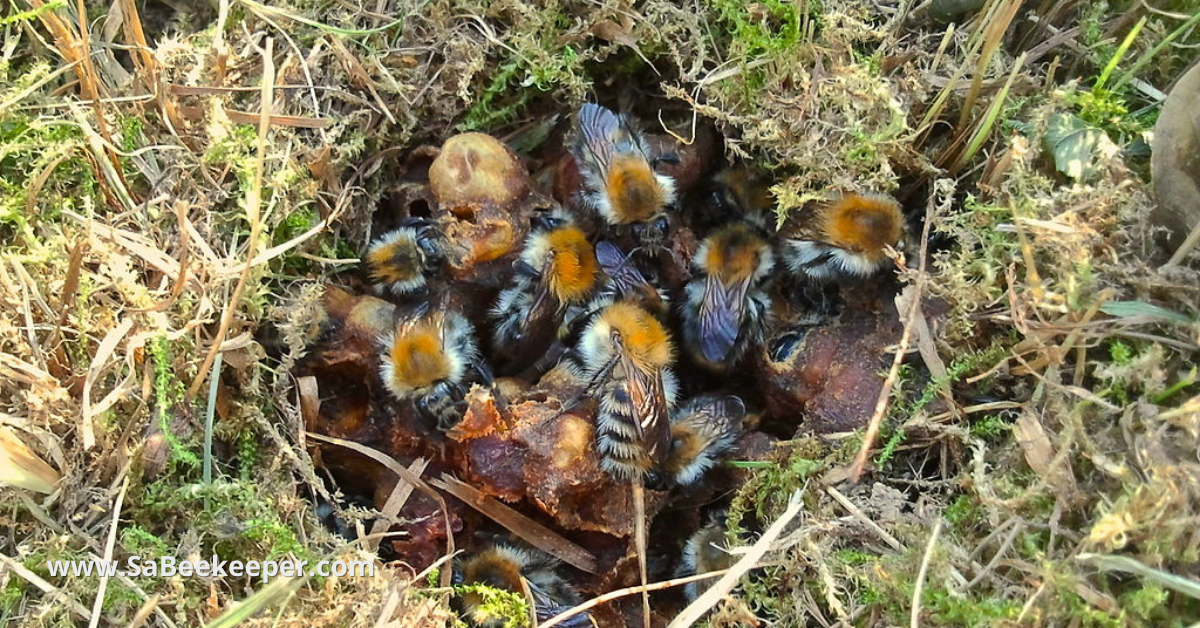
[306,432,456,587]
[824,486,903,551]
[431,474,597,574]
[537,570,731,628]
[911,519,943,628]
[88,477,129,628]
[633,481,650,628]
[0,552,93,620]
[82,317,134,450]
[1166,219,1200,267]
[964,521,1024,589]
[850,192,935,482]
[367,458,429,552]
[124,595,161,628]
[187,38,274,399]
[668,489,804,628]
[203,353,223,484]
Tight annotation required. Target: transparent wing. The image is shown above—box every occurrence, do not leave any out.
[622,352,671,464]
[697,276,749,363]
[576,103,618,172]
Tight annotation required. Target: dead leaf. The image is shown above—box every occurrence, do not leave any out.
[1013,411,1077,494]
[0,427,61,493]
[591,20,637,48]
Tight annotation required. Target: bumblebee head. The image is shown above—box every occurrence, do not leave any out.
[698,223,774,286]
[527,226,597,304]
[819,194,904,262]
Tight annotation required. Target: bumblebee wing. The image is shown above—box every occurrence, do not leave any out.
[522,263,559,338]
[597,241,647,292]
[597,241,664,311]
[681,395,746,424]
[675,395,747,438]
[621,353,671,464]
[595,240,629,272]
[531,588,593,628]
[697,276,748,363]
[576,103,618,171]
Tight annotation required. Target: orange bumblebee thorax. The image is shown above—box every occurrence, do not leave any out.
[544,227,598,304]
[600,302,672,371]
[819,194,904,259]
[703,224,770,284]
[388,321,452,389]
[606,155,666,224]
[462,550,525,592]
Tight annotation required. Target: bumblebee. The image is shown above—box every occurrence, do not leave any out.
[781,193,905,281]
[660,395,745,490]
[677,515,736,601]
[681,222,774,369]
[699,167,774,231]
[365,218,447,296]
[458,544,591,628]
[378,306,485,432]
[490,216,598,371]
[574,301,678,481]
[570,103,676,229]
[592,240,670,319]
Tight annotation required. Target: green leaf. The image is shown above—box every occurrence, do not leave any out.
[1100,300,1194,325]
[1044,113,1108,180]
[1077,554,1200,601]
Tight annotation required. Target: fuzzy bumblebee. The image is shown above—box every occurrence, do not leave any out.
[703,167,774,229]
[677,515,736,601]
[660,395,746,489]
[378,306,484,432]
[570,103,676,227]
[574,301,679,481]
[591,240,670,319]
[458,544,590,628]
[782,193,905,281]
[681,222,774,369]
[365,218,447,296]
[490,215,598,370]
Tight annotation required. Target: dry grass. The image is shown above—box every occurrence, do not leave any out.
[1,0,1198,627]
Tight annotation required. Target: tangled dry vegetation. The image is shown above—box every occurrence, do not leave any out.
[2,0,1199,627]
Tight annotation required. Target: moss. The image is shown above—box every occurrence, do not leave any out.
[453,583,529,628]
[121,526,170,560]
[921,587,1021,624]
[271,205,321,275]
[727,440,825,537]
[944,494,985,533]
[0,578,22,619]
[148,336,200,470]
[833,549,876,567]
[706,0,808,58]
[968,414,1011,441]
